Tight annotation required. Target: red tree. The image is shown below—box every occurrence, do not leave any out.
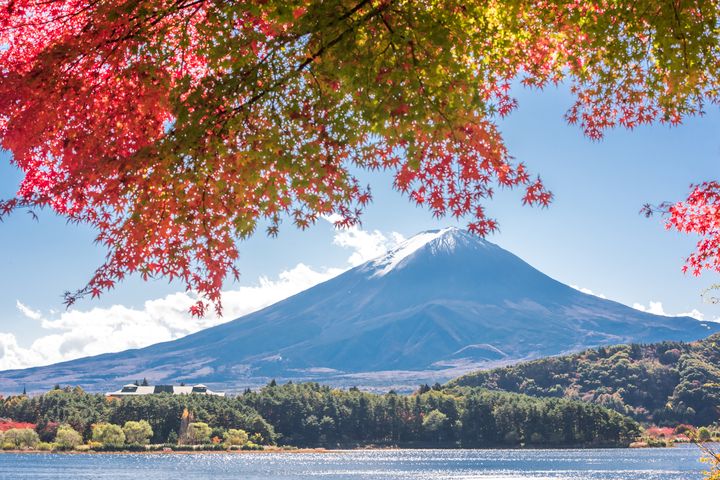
[1,0,718,314]
[645,182,720,281]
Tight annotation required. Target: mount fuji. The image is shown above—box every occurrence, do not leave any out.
[1,227,717,393]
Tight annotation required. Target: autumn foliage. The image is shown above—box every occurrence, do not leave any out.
[664,182,720,276]
[1,0,719,314]
[0,419,35,432]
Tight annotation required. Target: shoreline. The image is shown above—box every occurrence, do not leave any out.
[0,447,334,455]
[0,444,684,455]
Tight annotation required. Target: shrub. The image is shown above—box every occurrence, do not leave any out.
[122,420,153,445]
[156,443,178,450]
[698,427,713,442]
[92,423,125,445]
[241,441,263,451]
[645,437,671,447]
[4,428,40,449]
[166,431,179,444]
[37,442,55,451]
[645,426,675,439]
[110,443,146,452]
[211,427,226,440]
[35,421,59,443]
[186,422,211,445]
[223,428,249,447]
[0,420,36,432]
[55,425,83,450]
[674,424,696,436]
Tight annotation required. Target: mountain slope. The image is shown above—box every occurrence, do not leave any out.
[449,333,720,425]
[1,227,717,393]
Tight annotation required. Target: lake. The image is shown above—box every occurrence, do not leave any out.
[0,445,711,479]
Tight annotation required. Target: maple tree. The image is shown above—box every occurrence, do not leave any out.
[0,0,719,315]
[646,182,720,276]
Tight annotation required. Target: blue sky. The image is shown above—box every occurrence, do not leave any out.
[0,83,718,369]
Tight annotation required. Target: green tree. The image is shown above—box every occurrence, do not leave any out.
[319,416,336,444]
[55,425,83,450]
[186,422,212,445]
[122,420,154,445]
[92,423,126,446]
[302,415,321,445]
[698,427,713,442]
[248,415,276,445]
[422,410,449,443]
[166,430,179,444]
[0,380,640,450]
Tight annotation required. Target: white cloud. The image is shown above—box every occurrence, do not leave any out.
[631,301,705,321]
[631,301,668,316]
[332,227,405,267]
[5,264,341,370]
[562,286,714,323]
[569,287,710,322]
[0,333,36,370]
[3,225,403,370]
[570,285,607,299]
[15,301,42,320]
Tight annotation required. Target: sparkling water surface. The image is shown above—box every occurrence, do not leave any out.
[0,445,710,479]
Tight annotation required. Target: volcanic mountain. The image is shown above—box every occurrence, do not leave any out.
[2,228,717,393]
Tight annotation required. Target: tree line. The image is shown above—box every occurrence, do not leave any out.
[0,382,639,449]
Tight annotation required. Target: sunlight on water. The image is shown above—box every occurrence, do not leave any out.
[0,445,708,480]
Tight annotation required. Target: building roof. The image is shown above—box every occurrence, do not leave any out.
[105,383,224,397]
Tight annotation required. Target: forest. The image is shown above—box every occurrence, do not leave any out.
[3,334,719,450]
[0,382,639,449]
[451,333,720,426]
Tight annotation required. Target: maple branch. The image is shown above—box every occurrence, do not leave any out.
[229,1,390,117]
[0,0,101,32]
[669,0,691,74]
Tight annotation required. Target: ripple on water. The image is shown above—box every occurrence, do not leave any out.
[0,445,709,480]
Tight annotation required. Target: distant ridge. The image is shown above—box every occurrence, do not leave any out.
[450,333,720,426]
[1,227,716,393]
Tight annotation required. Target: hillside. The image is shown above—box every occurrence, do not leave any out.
[450,333,720,425]
[1,228,716,393]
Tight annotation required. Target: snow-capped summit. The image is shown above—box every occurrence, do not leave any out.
[2,227,717,393]
[368,227,491,277]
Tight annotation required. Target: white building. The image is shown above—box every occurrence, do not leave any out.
[106,383,225,398]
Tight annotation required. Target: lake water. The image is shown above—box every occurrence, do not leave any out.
[0,445,711,479]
